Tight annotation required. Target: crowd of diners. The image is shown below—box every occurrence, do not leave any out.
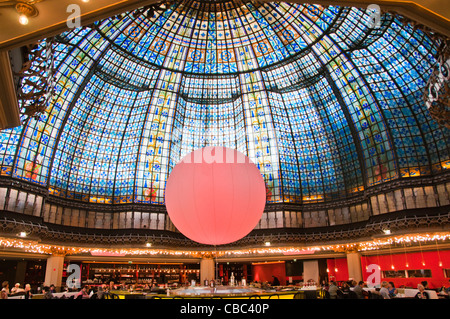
[2,277,449,299]
[318,279,450,299]
[0,280,169,299]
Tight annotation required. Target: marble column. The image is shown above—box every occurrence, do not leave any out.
[346,250,363,282]
[303,260,320,283]
[200,257,215,285]
[44,254,65,290]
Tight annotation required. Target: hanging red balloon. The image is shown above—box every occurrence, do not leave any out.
[165,146,266,245]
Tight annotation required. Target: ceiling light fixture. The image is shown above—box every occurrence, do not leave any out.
[15,2,39,25]
[18,14,28,25]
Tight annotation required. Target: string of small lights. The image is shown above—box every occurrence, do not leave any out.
[0,232,449,258]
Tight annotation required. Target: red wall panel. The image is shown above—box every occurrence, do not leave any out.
[252,262,287,285]
[326,258,349,282]
[251,250,450,289]
[361,249,450,289]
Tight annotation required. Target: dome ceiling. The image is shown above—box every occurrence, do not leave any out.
[0,0,449,209]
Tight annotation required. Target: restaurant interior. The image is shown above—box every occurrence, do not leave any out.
[0,0,449,300]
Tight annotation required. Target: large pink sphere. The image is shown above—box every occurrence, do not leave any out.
[165,146,266,245]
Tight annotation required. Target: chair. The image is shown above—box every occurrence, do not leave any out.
[336,290,345,299]
[347,291,358,299]
[293,292,305,299]
[104,292,119,299]
[369,291,382,299]
[363,290,370,299]
[305,291,317,299]
[127,294,145,300]
[317,290,325,299]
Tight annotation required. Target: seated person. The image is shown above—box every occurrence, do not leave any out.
[76,286,90,299]
[388,282,397,297]
[415,284,429,299]
[328,281,338,299]
[341,282,351,292]
[379,281,390,299]
[42,286,53,299]
[352,281,365,299]
[10,283,24,294]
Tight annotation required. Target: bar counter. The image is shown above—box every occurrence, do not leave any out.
[108,286,318,299]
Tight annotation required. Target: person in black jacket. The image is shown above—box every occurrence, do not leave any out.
[42,286,53,299]
[415,284,430,299]
[272,276,280,286]
[24,284,33,299]
[352,281,365,299]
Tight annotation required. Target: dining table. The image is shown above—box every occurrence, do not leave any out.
[8,291,79,299]
[361,287,439,299]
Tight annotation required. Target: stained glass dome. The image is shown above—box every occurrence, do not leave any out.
[0,1,449,235]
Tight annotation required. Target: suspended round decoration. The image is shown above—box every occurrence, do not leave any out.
[165,146,266,245]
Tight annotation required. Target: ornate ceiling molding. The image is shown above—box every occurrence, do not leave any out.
[424,41,450,129]
[1,207,448,249]
[0,1,448,50]
[289,0,450,39]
